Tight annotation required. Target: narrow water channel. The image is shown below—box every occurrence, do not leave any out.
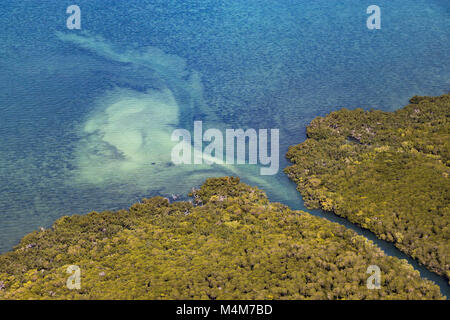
[269,178,450,298]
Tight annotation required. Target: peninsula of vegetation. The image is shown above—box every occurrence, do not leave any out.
[285,94,449,283]
[0,177,443,299]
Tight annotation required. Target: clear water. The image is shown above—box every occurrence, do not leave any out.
[0,1,449,295]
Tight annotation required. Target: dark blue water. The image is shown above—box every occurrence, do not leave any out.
[0,1,449,296]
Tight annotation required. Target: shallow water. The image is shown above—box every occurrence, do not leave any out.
[0,1,449,296]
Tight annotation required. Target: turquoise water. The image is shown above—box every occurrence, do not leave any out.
[0,1,449,295]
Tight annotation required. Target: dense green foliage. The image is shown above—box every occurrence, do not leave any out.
[285,94,450,282]
[0,177,443,299]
